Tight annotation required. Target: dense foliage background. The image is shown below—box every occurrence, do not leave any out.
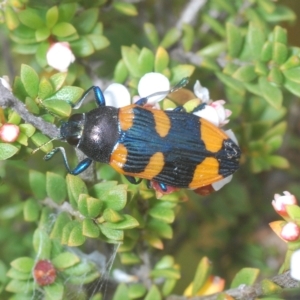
[1,0,300,299]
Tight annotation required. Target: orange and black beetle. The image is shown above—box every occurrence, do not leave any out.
[45,79,240,191]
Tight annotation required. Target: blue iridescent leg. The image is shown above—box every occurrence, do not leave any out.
[44,147,92,175]
[158,182,167,192]
[73,86,106,109]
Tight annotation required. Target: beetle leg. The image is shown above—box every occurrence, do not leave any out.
[191,103,207,114]
[125,175,143,185]
[173,106,186,112]
[44,147,92,175]
[73,86,106,109]
[158,182,167,192]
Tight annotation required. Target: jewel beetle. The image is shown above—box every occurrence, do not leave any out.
[44,78,241,191]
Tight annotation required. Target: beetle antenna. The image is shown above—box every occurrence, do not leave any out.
[142,77,190,101]
[31,137,59,154]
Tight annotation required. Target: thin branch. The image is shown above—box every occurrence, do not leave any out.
[166,271,300,300]
[176,0,207,29]
[0,81,59,139]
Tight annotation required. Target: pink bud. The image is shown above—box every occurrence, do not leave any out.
[0,123,20,142]
[280,222,300,242]
[272,191,297,217]
[33,260,56,286]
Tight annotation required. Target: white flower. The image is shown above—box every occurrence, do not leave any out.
[291,250,300,281]
[104,83,131,108]
[138,72,170,104]
[193,100,232,127]
[272,191,297,216]
[112,269,138,283]
[46,42,75,72]
[193,80,210,103]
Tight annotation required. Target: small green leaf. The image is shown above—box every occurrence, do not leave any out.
[226,22,243,58]
[33,228,52,259]
[255,61,268,76]
[43,100,72,117]
[284,78,300,97]
[202,14,226,37]
[5,6,19,30]
[162,278,177,297]
[36,42,49,68]
[19,124,35,138]
[192,257,212,295]
[66,174,88,207]
[46,172,67,204]
[113,2,138,16]
[150,268,180,280]
[286,205,300,221]
[155,47,169,73]
[147,219,173,239]
[113,284,130,300]
[103,184,127,211]
[247,22,265,60]
[119,252,141,265]
[197,42,226,57]
[144,285,162,300]
[20,64,39,98]
[182,24,194,52]
[121,46,142,78]
[50,212,71,240]
[128,283,147,299]
[260,41,272,62]
[283,67,300,84]
[6,279,35,294]
[7,268,31,280]
[260,279,281,296]
[11,257,34,273]
[78,195,103,218]
[52,22,77,37]
[58,3,77,22]
[138,48,155,75]
[44,283,64,300]
[216,72,245,96]
[264,5,296,23]
[68,223,86,247]
[154,255,174,269]
[230,268,260,288]
[272,42,288,65]
[273,26,287,44]
[38,77,54,100]
[103,208,124,223]
[0,143,19,160]
[29,170,46,199]
[18,8,44,29]
[171,65,195,85]
[44,86,84,105]
[82,219,100,238]
[149,207,174,223]
[88,34,110,51]
[280,55,300,71]
[75,8,98,34]
[52,252,80,269]
[232,65,257,82]
[259,76,282,109]
[46,6,59,28]
[265,155,289,169]
[103,215,139,230]
[35,27,50,42]
[114,59,129,83]
[160,27,181,49]
[268,67,283,85]
[49,73,67,91]
[23,199,39,222]
[144,23,159,47]
[99,226,123,241]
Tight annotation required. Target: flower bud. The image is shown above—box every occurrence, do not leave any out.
[0,123,20,142]
[272,191,297,217]
[33,260,56,286]
[280,222,300,242]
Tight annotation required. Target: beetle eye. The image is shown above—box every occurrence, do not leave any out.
[67,135,80,146]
